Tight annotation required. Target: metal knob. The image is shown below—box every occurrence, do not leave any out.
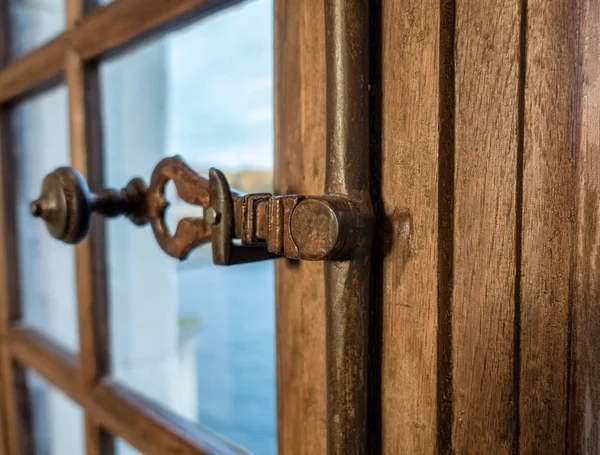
[30,167,148,244]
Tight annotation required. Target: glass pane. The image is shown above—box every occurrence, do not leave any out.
[9,0,65,60]
[100,1,275,454]
[26,370,85,455]
[116,438,143,455]
[12,86,79,351]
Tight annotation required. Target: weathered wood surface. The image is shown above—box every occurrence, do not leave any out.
[452,0,521,452]
[378,0,442,452]
[520,0,577,452]
[274,0,327,453]
[569,0,600,453]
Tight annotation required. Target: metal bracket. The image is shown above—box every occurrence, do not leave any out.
[30,155,366,264]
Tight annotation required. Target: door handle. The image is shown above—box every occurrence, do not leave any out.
[30,155,367,264]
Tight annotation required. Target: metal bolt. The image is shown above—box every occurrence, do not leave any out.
[205,207,220,225]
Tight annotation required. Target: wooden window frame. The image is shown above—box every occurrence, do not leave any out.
[0,1,252,454]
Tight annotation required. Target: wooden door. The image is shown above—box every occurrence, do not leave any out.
[276,0,600,454]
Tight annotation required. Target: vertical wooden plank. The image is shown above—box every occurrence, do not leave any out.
[520,0,577,453]
[378,0,442,453]
[569,0,600,453]
[274,0,327,453]
[452,0,522,452]
[65,1,113,454]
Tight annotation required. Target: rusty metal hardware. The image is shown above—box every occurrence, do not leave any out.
[30,156,367,264]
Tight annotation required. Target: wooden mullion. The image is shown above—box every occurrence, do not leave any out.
[65,0,114,448]
[8,327,81,404]
[0,110,31,455]
[0,0,239,104]
[0,36,66,105]
[7,324,244,455]
[66,48,115,455]
[0,3,23,453]
[89,381,248,455]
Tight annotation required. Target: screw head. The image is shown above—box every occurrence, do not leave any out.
[205,207,220,225]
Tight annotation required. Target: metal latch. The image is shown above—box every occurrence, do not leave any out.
[30,155,366,264]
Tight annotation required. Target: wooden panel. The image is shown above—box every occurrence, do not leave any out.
[520,0,577,452]
[274,0,327,453]
[378,0,442,453]
[569,0,600,452]
[452,0,521,452]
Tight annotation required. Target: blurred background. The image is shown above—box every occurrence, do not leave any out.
[9,0,276,453]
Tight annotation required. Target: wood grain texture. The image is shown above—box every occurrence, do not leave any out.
[452,0,521,452]
[569,0,600,452]
[274,0,327,453]
[378,0,441,453]
[520,0,577,452]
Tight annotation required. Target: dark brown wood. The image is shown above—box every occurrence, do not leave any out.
[8,327,81,403]
[0,0,239,104]
[377,0,442,452]
[452,0,521,453]
[520,0,577,452]
[89,380,248,455]
[274,0,327,452]
[569,0,600,452]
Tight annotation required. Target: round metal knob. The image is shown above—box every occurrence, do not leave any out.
[30,167,93,244]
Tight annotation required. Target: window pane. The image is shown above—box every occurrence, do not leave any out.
[116,438,143,455]
[9,0,65,60]
[26,370,85,455]
[99,2,275,454]
[12,86,79,351]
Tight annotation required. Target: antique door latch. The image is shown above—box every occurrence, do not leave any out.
[30,156,367,264]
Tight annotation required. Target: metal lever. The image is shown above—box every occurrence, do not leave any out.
[30,156,365,264]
